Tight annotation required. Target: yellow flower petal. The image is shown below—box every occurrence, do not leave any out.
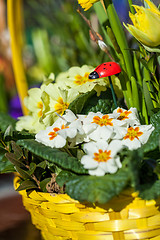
[125,1,160,48]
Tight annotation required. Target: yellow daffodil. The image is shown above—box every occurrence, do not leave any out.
[124,0,160,50]
[78,0,99,11]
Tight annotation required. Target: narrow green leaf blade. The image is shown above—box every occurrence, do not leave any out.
[15,180,38,191]
[143,79,154,116]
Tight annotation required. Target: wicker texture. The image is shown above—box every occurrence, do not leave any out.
[14,177,160,240]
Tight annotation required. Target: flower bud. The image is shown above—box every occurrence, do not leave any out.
[124,0,160,49]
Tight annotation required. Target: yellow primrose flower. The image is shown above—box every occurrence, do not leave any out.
[16,114,45,133]
[78,0,99,11]
[42,83,79,126]
[56,65,107,96]
[124,0,160,49]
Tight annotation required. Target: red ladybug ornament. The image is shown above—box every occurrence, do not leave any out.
[89,62,121,79]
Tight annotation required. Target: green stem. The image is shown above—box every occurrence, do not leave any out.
[93,2,118,61]
[103,0,135,79]
[108,76,118,108]
[133,52,142,87]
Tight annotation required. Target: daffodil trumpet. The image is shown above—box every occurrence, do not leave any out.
[124,0,160,52]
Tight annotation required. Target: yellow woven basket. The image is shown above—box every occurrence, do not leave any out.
[14,177,160,240]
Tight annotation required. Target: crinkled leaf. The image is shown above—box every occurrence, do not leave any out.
[82,89,115,114]
[17,139,87,174]
[69,90,95,114]
[84,98,115,114]
[138,180,160,200]
[0,113,16,132]
[126,149,143,189]
[56,170,77,187]
[143,110,160,154]
[65,168,130,204]
[15,179,38,191]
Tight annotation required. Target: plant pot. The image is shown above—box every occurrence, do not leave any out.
[14,177,160,240]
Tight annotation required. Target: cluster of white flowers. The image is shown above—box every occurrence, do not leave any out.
[35,107,154,177]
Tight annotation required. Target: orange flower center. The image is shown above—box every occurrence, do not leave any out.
[92,115,113,127]
[117,108,132,120]
[54,97,69,115]
[124,127,143,141]
[74,72,94,85]
[48,124,69,140]
[37,101,43,117]
[94,149,111,162]
[48,131,58,140]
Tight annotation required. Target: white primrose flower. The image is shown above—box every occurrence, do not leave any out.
[82,112,124,141]
[60,110,85,141]
[122,124,154,150]
[35,118,68,148]
[35,110,85,148]
[81,140,123,176]
[112,107,140,127]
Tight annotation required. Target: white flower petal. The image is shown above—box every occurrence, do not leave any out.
[122,138,141,150]
[88,168,106,176]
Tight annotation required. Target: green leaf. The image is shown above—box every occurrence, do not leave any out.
[65,168,129,204]
[143,110,160,154]
[11,141,23,159]
[4,125,14,139]
[143,79,154,116]
[68,90,96,114]
[126,149,143,189]
[37,160,47,169]
[82,89,115,114]
[138,180,160,200]
[0,152,15,174]
[5,152,26,168]
[147,55,156,74]
[28,162,37,175]
[56,170,77,187]
[0,113,16,132]
[131,76,140,111]
[15,166,32,180]
[17,139,87,174]
[15,179,38,191]
[40,178,51,192]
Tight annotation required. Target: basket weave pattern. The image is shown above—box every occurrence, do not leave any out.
[14,177,160,240]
